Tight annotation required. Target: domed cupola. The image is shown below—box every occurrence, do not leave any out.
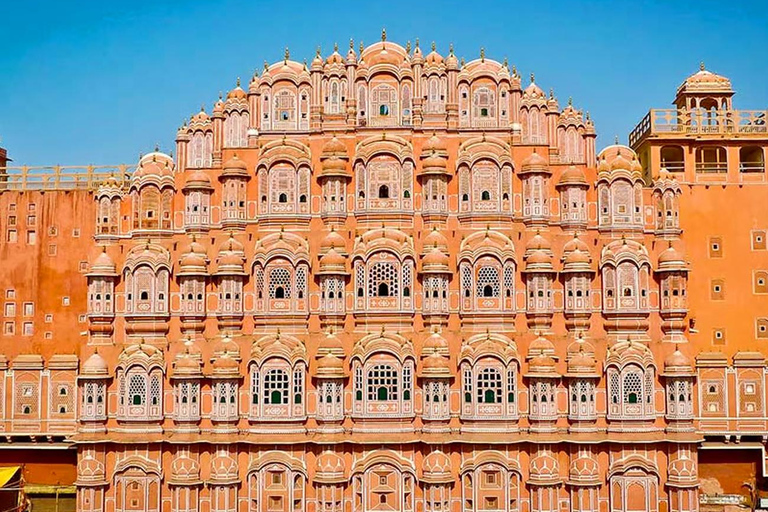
[213,235,247,332]
[314,330,347,430]
[661,347,695,429]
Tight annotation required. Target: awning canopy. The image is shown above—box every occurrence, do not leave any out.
[0,467,20,488]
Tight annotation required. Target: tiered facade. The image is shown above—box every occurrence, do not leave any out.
[0,38,767,512]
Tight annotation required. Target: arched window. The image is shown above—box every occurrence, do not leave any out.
[481,190,491,201]
[367,364,398,401]
[378,184,390,199]
[378,282,390,297]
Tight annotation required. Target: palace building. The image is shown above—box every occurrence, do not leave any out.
[0,35,766,512]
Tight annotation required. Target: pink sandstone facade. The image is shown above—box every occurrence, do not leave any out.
[0,36,767,512]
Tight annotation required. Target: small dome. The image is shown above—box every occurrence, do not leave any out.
[423,228,449,252]
[563,234,589,254]
[184,170,213,190]
[82,352,109,377]
[566,349,598,376]
[226,79,247,100]
[317,331,344,357]
[173,351,203,378]
[520,151,550,173]
[423,134,447,153]
[212,353,240,378]
[658,244,688,272]
[316,353,346,379]
[421,246,450,274]
[423,331,449,355]
[569,454,600,484]
[523,76,546,99]
[529,453,561,485]
[525,249,553,270]
[422,451,452,483]
[315,451,345,483]
[663,348,694,376]
[420,352,452,379]
[557,165,588,186]
[525,232,552,253]
[88,249,117,276]
[222,154,249,177]
[677,64,733,96]
[528,335,555,357]
[563,248,591,270]
[212,336,241,360]
[213,97,225,115]
[318,247,347,275]
[179,238,209,274]
[322,136,348,157]
[320,229,348,255]
[445,48,458,69]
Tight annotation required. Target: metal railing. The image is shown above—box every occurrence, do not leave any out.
[0,164,134,191]
[630,108,768,146]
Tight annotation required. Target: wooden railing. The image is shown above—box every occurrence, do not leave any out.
[0,164,134,191]
[630,108,768,146]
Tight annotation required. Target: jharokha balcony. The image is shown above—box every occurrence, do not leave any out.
[630,108,768,146]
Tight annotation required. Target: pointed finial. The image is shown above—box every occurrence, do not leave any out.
[154,143,159,152]
[460,57,465,67]
[236,77,241,87]
[700,61,705,71]
[512,64,517,76]
[200,103,205,112]
[284,47,290,61]
[503,57,508,68]
[480,47,485,61]
[349,38,354,50]
[530,72,535,83]
[586,111,591,121]
[218,91,223,100]
[316,46,321,57]
[568,96,573,106]
[303,59,307,70]
[359,40,364,53]
[449,42,454,54]
[614,135,619,144]
[431,41,436,52]
[381,28,387,42]
[263,60,269,71]
[405,40,411,53]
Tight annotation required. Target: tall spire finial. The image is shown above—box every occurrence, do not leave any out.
[381,28,387,42]
[359,40,364,53]
[503,56,508,68]
[284,47,290,61]
[614,135,619,144]
[405,40,411,53]
[700,61,705,71]
[415,37,420,49]
[263,60,268,71]
[349,38,354,50]
[530,72,535,83]
[431,41,436,52]
[568,96,573,106]
[334,42,338,52]
[316,46,321,57]
[480,47,485,61]
[449,42,454,54]
[236,77,241,87]
[512,64,517,76]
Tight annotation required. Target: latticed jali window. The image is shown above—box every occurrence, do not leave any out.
[367,364,398,401]
[477,367,502,403]
[368,262,399,297]
[268,268,292,299]
[263,369,289,405]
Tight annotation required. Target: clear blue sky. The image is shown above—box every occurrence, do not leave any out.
[1,0,767,166]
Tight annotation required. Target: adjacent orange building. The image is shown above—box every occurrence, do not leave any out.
[0,36,766,512]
